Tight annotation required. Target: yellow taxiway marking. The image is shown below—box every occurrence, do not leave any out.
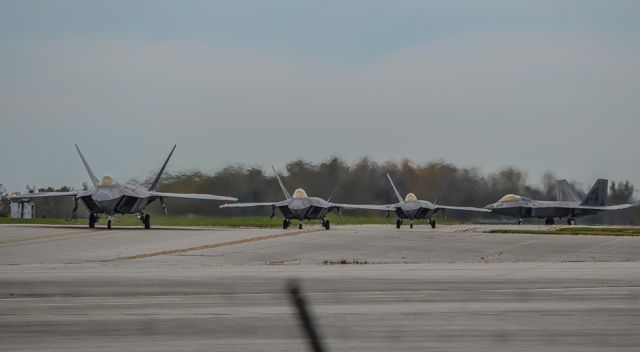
[117,229,320,261]
[0,230,100,246]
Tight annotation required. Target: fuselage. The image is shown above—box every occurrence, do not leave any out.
[77,182,155,215]
[393,193,439,220]
[276,196,335,221]
[485,196,599,219]
[274,188,335,221]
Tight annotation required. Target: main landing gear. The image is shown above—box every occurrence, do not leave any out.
[544,217,555,225]
[107,215,113,230]
[282,219,291,229]
[89,213,97,228]
[321,219,331,230]
[567,218,576,225]
[138,212,151,229]
[429,219,436,229]
[396,219,402,229]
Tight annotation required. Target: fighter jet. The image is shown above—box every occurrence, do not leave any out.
[220,167,389,230]
[11,144,237,229]
[485,179,634,225]
[373,174,491,229]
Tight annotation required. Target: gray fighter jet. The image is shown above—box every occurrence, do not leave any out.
[11,144,237,229]
[375,174,490,229]
[485,179,633,225]
[220,167,389,230]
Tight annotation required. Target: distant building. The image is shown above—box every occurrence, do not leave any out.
[10,201,35,219]
[10,186,37,219]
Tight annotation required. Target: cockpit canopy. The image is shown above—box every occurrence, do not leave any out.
[498,194,532,203]
[404,193,418,202]
[292,188,308,198]
[100,175,115,186]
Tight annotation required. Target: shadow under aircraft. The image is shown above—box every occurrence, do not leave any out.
[11,144,237,229]
[485,179,633,225]
[220,167,389,230]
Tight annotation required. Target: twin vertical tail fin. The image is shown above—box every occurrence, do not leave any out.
[386,173,404,203]
[581,179,608,206]
[434,175,453,205]
[149,145,177,191]
[555,179,582,202]
[327,185,339,202]
[75,144,100,187]
[272,166,291,200]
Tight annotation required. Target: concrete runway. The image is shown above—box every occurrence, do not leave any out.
[1,223,639,351]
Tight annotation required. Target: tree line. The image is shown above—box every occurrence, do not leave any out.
[2,157,638,224]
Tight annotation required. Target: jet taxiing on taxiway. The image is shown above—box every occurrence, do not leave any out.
[485,179,633,225]
[372,174,490,229]
[220,167,389,230]
[11,144,237,229]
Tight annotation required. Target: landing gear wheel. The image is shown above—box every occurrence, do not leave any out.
[298,223,303,230]
[409,222,414,229]
[144,214,151,229]
[567,218,576,225]
[89,213,97,228]
[544,218,555,225]
[107,218,112,230]
[283,219,289,229]
[396,219,402,229]
[518,219,522,225]
[323,219,330,230]
[430,219,436,229]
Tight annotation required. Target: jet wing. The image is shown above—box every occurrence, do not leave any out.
[11,191,79,199]
[331,203,395,211]
[437,205,491,212]
[148,192,237,202]
[220,202,277,208]
[572,204,634,211]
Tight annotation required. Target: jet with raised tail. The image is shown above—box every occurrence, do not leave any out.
[485,179,633,225]
[220,167,389,230]
[11,144,237,229]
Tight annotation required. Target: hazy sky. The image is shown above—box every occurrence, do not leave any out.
[1,0,639,194]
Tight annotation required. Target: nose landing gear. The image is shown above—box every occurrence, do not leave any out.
[567,218,576,225]
[544,218,555,225]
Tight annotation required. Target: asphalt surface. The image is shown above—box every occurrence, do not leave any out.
[1,223,639,351]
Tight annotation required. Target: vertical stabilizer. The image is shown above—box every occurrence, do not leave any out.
[74,144,99,187]
[327,185,339,202]
[386,173,404,203]
[149,145,176,191]
[582,179,608,206]
[272,166,291,200]
[555,179,582,202]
